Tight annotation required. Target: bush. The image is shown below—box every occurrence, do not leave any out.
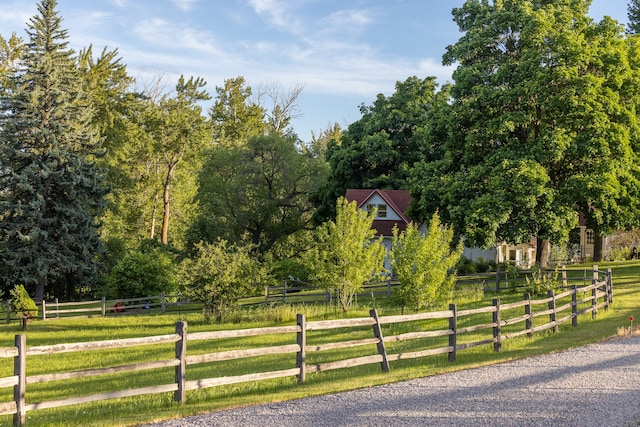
[10,285,38,319]
[456,257,476,275]
[609,247,632,262]
[103,249,177,299]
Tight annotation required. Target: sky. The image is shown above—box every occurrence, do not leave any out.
[0,0,631,141]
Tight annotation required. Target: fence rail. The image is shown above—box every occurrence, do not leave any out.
[0,266,612,426]
[0,266,606,322]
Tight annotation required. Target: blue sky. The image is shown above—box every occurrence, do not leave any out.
[0,0,630,141]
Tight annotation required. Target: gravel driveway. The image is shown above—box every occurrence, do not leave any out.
[146,335,640,427]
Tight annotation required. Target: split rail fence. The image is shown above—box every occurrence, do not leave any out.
[0,267,612,426]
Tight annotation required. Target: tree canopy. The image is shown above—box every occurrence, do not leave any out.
[0,0,107,300]
[312,76,449,222]
[410,0,640,264]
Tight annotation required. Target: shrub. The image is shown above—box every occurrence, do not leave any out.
[10,285,38,319]
[179,240,263,322]
[103,249,177,299]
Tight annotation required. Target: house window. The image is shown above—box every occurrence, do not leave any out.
[366,203,387,218]
[586,229,595,245]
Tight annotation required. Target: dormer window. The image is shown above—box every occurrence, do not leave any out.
[366,203,387,218]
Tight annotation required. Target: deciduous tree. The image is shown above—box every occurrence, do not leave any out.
[410,0,640,265]
[390,214,462,312]
[190,132,326,257]
[313,76,449,222]
[306,198,386,313]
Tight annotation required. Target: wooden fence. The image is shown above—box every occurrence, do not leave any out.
[0,266,602,321]
[0,267,612,426]
[265,265,602,305]
[3,294,200,323]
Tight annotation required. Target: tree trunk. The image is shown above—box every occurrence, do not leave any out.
[150,192,158,240]
[161,163,177,245]
[594,235,604,262]
[34,276,45,303]
[536,237,550,268]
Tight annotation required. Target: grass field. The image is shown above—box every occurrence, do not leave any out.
[0,261,638,427]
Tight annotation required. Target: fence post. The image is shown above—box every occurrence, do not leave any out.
[161,292,166,314]
[55,298,59,319]
[571,285,578,327]
[495,270,500,292]
[605,268,613,306]
[547,289,558,333]
[6,300,11,324]
[101,297,106,317]
[561,265,567,288]
[370,309,390,372]
[41,300,46,321]
[13,334,26,427]
[174,321,187,403]
[264,286,269,304]
[282,281,287,303]
[591,278,598,320]
[524,293,532,338]
[387,279,392,297]
[492,298,501,352]
[296,314,306,383]
[448,303,457,362]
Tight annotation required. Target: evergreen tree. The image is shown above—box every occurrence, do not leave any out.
[629,0,640,34]
[0,0,106,300]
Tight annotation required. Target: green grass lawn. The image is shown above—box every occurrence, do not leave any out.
[0,260,638,427]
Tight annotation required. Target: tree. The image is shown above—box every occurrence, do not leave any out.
[77,45,144,262]
[0,33,24,89]
[210,76,265,145]
[0,0,107,300]
[306,197,386,313]
[191,132,327,257]
[313,76,449,222]
[256,81,305,134]
[390,214,462,312]
[151,76,211,245]
[410,0,640,266]
[178,240,262,322]
[629,0,640,34]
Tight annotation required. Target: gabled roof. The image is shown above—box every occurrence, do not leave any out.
[345,189,412,237]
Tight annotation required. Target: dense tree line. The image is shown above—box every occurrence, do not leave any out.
[1,0,640,310]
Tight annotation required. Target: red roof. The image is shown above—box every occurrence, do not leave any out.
[345,189,412,237]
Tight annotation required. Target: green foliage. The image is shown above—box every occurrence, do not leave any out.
[305,197,386,312]
[313,76,448,222]
[524,266,560,296]
[456,257,496,275]
[10,285,37,319]
[191,133,327,257]
[210,76,266,145]
[0,0,107,301]
[609,246,632,262]
[178,240,263,322]
[410,0,640,263]
[102,245,177,299]
[390,213,462,311]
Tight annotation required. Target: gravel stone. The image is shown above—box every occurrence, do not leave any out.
[144,335,640,427]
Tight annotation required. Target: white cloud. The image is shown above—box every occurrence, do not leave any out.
[171,0,200,12]
[133,18,222,56]
[319,9,373,32]
[246,0,302,32]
